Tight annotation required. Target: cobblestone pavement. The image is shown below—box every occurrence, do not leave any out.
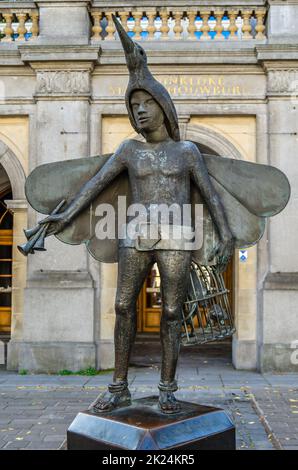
[0,341,297,450]
[248,383,298,450]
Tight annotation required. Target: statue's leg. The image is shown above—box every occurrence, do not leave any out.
[90,247,154,413]
[156,250,192,414]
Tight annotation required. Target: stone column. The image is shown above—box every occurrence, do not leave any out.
[178,114,190,140]
[257,44,298,371]
[232,247,258,370]
[17,44,100,372]
[5,200,28,370]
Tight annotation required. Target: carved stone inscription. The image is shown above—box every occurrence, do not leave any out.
[36,71,90,95]
[268,69,298,93]
[109,75,244,97]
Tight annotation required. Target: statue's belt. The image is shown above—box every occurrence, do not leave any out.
[119,223,195,251]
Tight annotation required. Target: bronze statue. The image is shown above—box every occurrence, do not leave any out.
[20,16,290,415]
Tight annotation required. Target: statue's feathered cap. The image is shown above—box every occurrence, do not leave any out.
[112,15,180,141]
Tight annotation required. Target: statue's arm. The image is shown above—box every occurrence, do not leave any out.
[63,142,127,222]
[39,141,128,234]
[187,143,234,266]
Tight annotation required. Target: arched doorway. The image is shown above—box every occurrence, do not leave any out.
[0,138,27,370]
[136,142,234,334]
[0,165,13,342]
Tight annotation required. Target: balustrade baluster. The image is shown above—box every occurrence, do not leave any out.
[105,12,116,40]
[147,10,156,40]
[118,11,129,33]
[255,8,266,40]
[214,10,224,40]
[187,11,197,40]
[91,11,102,41]
[16,12,27,41]
[242,10,253,39]
[30,11,39,39]
[160,10,170,40]
[228,10,238,40]
[200,10,210,40]
[133,11,143,40]
[2,13,14,42]
[173,11,183,40]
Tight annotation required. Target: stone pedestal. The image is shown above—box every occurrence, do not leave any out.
[67,396,235,450]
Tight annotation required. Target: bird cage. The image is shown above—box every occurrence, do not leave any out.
[181,262,235,346]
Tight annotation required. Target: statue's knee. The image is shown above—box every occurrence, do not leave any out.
[162,305,181,323]
[115,299,134,318]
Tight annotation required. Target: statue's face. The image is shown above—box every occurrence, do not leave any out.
[130,90,165,132]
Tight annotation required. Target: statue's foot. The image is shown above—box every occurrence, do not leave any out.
[90,387,131,413]
[158,390,181,414]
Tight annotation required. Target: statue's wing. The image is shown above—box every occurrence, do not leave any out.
[25,154,131,263]
[192,154,290,265]
[26,154,112,214]
[191,180,266,265]
[203,154,290,217]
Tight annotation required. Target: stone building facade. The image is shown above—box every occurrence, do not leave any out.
[0,0,297,373]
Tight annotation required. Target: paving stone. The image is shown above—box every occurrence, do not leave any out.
[3,440,31,449]
[10,419,39,427]
[43,435,66,443]
[0,419,12,425]
[26,441,59,450]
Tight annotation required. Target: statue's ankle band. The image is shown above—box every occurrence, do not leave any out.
[108,381,128,393]
[158,380,178,392]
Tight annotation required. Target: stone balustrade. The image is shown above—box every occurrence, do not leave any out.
[90,3,267,42]
[0,2,39,42]
[0,1,267,44]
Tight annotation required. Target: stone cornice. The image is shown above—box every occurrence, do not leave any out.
[18,45,101,66]
[256,44,298,64]
[1,41,298,71]
[0,65,34,76]
[36,1,91,5]
[99,42,259,66]
[0,1,37,8]
[5,200,28,212]
[268,0,298,4]
[0,48,24,67]
[93,63,264,75]
[264,272,298,291]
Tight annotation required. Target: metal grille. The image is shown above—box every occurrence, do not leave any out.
[181,262,235,346]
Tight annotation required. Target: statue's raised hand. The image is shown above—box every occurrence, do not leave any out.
[38,212,70,236]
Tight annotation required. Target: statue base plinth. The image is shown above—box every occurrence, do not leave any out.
[67,396,235,450]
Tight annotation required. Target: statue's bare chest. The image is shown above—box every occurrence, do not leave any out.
[131,148,184,178]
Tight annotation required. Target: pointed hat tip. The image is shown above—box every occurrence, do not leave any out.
[111,13,135,54]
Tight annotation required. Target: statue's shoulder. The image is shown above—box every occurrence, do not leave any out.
[118,138,143,153]
[122,138,141,147]
[117,138,138,151]
[113,138,140,160]
[179,140,200,158]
